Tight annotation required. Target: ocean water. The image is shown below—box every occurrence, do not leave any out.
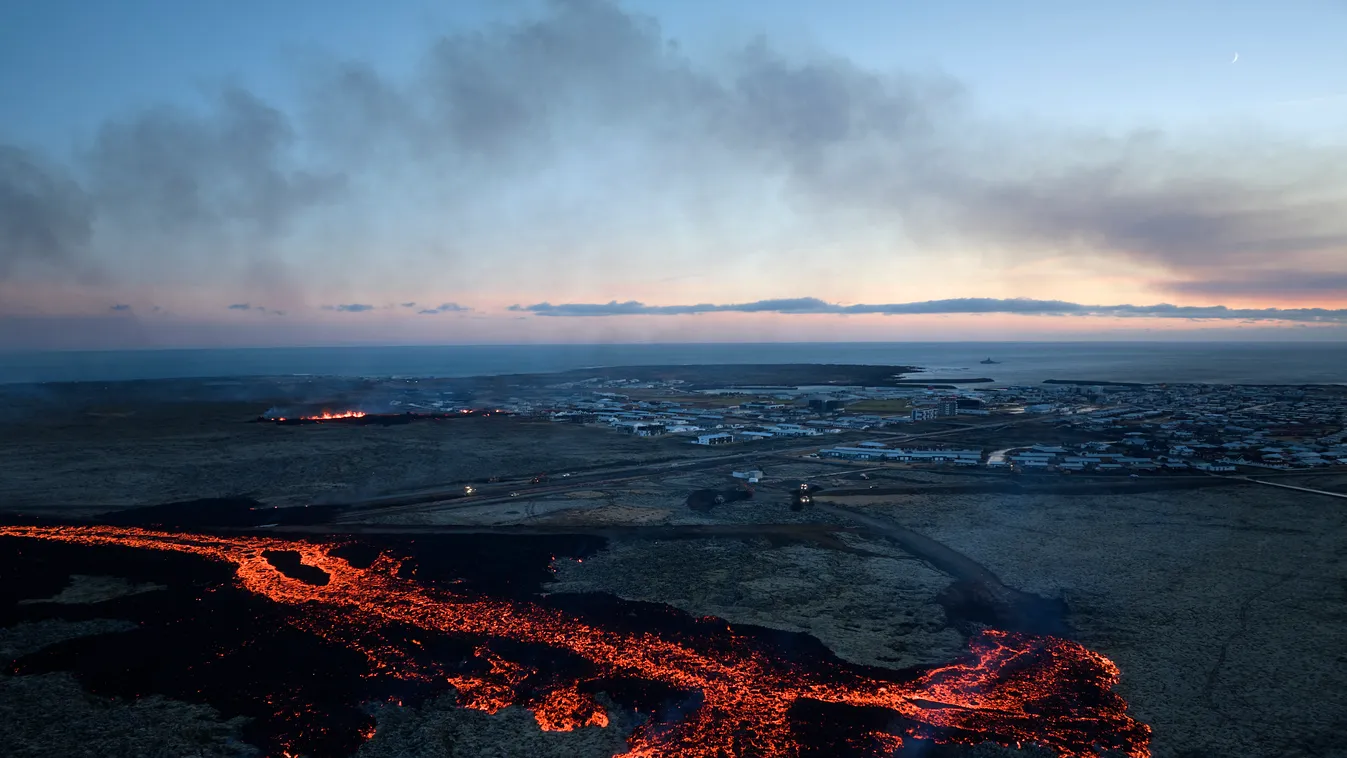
[0,342,1345,386]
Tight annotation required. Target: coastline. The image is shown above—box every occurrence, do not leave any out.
[4,342,1347,385]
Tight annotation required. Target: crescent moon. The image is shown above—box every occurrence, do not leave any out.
[1231,53,1239,63]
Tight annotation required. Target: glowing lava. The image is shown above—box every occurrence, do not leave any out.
[0,525,1150,758]
[303,410,367,420]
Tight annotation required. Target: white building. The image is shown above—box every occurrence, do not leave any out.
[819,447,982,465]
[694,433,733,445]
[911,407,941,422]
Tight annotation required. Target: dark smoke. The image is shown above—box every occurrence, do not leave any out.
[0,147,93,277]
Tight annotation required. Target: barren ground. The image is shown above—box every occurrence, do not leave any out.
[3,398,1344,757]
[0,405,727,510]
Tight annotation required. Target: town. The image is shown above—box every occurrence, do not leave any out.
[507,378,1347,474]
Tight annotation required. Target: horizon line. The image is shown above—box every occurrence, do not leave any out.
[4,337,1347,355]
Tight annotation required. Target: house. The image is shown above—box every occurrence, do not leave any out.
[694,433,733,446]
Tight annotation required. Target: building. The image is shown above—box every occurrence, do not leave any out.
[732,470,764,483]
[818,447,885,461]
[937,397,959,417]
[819,446,982,465]
[808,396,846,413]
[765,424,819,438]
[911,407,941,422]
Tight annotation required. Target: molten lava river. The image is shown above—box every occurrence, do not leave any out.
[0,525,1150,758]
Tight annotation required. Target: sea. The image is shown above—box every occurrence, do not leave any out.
[0,342,1344,386]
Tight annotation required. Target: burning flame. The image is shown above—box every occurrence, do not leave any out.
[0,525,1150,758]
[304,410,367,420]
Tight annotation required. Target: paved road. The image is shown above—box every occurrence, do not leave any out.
[333,445,819,521]
[1229,476,1347,500]
[811,500,1068,635]
[332,416,1041,521]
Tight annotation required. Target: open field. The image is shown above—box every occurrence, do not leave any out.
[2,375,1343,757]
[0,404,737,510]
[325,452,1347,756]
[867,486,1344,757]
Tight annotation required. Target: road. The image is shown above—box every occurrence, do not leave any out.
[331,416,1043,522]
[333,445,815,521]
[1226,476,1347,500]
[810,500,1069,635]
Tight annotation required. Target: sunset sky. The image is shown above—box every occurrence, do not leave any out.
[2,0,1346,348]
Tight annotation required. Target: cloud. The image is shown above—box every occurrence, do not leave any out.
[324,303,374,313]
[400,301,417,308]
[110,303,132,312]
[510,297,1347,323]
[1156,271,1347,298]
[88,88,345,237]
[0,147,93,277]
[227,302,284,315]
[287,0,1347,286]
[3,0,1345,302]
[417,302,470,315]
[1,88,345,291]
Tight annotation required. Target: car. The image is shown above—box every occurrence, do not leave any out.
[509,491,520,497]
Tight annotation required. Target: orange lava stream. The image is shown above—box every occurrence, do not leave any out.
[302,410,367,420]
[0,525,1151,758]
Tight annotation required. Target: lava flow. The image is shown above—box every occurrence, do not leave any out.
[294,410,367,421]
[0,525,1151,758]
[262,409,508,426]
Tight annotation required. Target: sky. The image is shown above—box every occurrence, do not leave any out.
[2,0,1346,349]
